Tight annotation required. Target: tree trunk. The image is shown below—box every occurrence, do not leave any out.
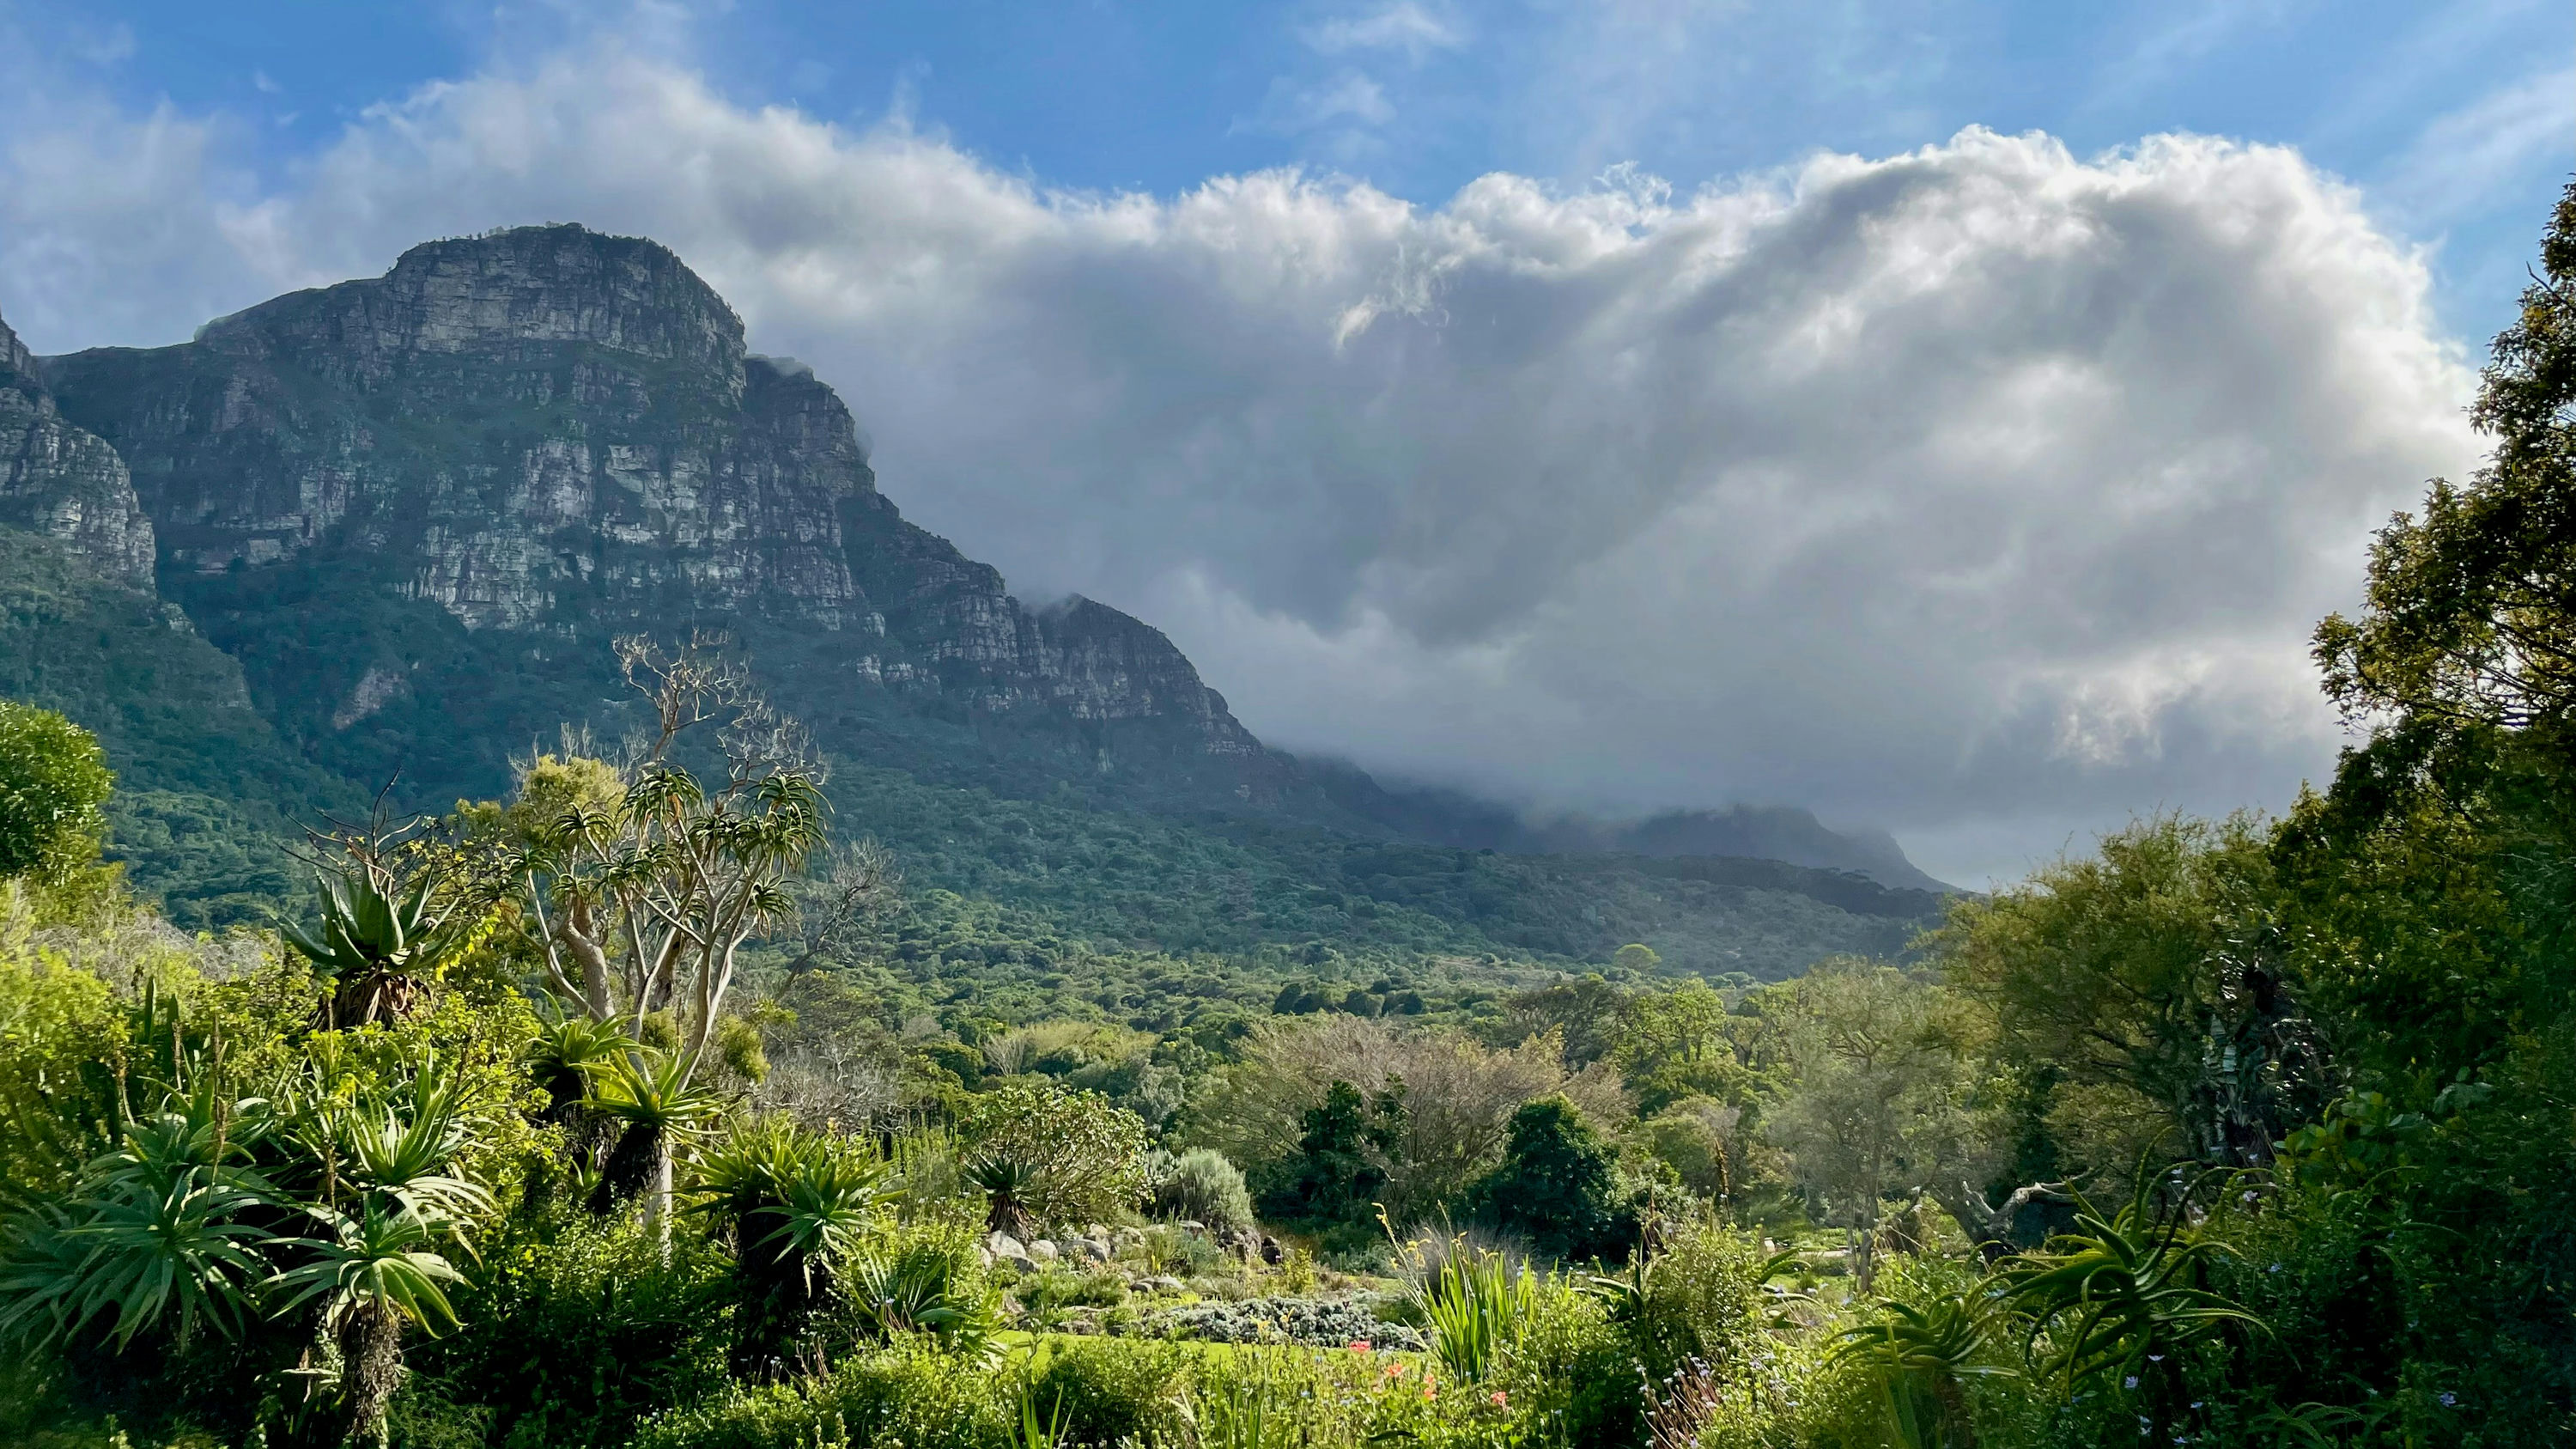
[340,1301,404,1446]
[646,1134,674,1252]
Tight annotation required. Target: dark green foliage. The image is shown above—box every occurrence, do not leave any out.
[1028,1336,1191,1446]
[1258,1080,1406,1227]
[0,528,358,924]
[411,1208,739,1449]
[1465,1096,1639,1264]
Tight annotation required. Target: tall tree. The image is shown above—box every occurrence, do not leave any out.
[1764,959,1974,1289]
[2315,179,2576,758]
[506,636,829,1075]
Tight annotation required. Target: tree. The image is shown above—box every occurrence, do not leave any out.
[0,700,111,883]
[1257,1079,1405,1227]
[1463,1094,1637,1263]
[1194,1015,1628,1221]
[503,636,829,1076]
[1763,960,1975,1290]
[1611,979,1759,1115]
[1610,943,1662,975]
[1930,816,2321,1171]
[2314,179,2576,752]
[1498,975,1628,1066]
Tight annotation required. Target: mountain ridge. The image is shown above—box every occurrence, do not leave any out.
[0,223,1947,962]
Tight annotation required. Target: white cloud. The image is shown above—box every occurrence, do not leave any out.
[2380,62,2576,228]
[0,47,2481,883]
[1248,70,1399,136]
[1303,3,1467,61]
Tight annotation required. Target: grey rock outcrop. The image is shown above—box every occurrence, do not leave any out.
[0,310,154,587]
[38,224,1276,799]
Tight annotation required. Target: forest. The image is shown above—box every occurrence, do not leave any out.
[0,183,2570,1449]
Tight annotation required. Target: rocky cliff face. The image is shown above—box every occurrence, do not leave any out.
[0,310,155,588]
[39,225,1267,801]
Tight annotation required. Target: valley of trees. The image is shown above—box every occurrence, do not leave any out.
[0,183,2571,1448]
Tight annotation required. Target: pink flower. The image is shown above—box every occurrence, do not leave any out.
[1489,1391,1508,1408]
[1385,1362,1408,1378]
[1348,1341,1371,1355]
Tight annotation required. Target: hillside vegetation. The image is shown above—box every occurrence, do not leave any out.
[1,181,2573,1449]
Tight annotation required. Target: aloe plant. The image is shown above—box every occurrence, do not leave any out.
[267,1202,466,1445]
[966,1152,1043,1237]
[584,1047,726,1236]
[0,1108,280,1352]
[1832,1293,2014,1449]
[690,1115,891,1377]
[2003,1170,2264,1434]
[280,864,451,1027]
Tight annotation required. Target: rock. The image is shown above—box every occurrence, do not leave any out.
[34,223,1291,799]
[987,1232,1025,1259]
[1260,1235,1285,1267]
[1142,1275,1187,1294]
[1003,1253,1041,1275]
[1028,1239,1060,1263]
[0,309,155,588]
[1179,1220,1206,1234]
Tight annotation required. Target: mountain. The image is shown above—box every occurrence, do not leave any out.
[0,312,361,923]
[5,224,1947,972]
[3,311,155,587]
[1311,765,1951,892]
[38,223,1289,815]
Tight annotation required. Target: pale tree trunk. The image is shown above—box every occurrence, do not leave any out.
[646,1135,675,1253]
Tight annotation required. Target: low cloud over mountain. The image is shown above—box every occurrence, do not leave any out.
[0,46,2479,880]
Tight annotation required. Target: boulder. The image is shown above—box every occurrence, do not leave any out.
[1028,1239,1061,1263]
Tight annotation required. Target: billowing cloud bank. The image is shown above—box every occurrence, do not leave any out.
[0,51,2480,880]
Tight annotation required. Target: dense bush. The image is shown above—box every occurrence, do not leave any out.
[410,1209,739,1449]
[627,1344,1013,1449]
[1145,1146,1256,1233]
[1463,1095,1641,1264]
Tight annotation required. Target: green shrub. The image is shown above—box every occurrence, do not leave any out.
[407,1208,737,1449]
[956,1082,1150,1230]
[1148,1147,1257,1233]
[1613,1218,1770,1384]
[1462,1095,1641,1265]
[0,701,112,883]
[1014,1266,1127,1315]
[1028,1337,1192,1446]
[629,1344,1012,1449]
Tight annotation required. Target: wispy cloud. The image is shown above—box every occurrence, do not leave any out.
[1248,70,1398,135]
[1303,2,1466,61]
[2379,62,2576,227]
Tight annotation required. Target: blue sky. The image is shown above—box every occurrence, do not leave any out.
[3,2,2569,881]
[26,0,2571,344]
